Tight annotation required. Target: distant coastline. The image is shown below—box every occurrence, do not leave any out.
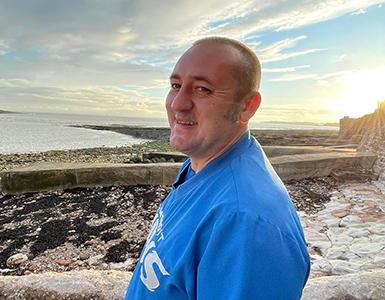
[0,110,19,114]
[262,121,339,127]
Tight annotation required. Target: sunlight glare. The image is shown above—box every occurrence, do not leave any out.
[331,67,385,118]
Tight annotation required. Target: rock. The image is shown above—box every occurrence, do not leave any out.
[374,253,385,264]
[79,252,90,261]
[324,246,348,260]
[362,262,385,271]
[350,243,384,257]
[0,270,132,300]
[87,254,104,265]
[6,253,28,268]
[331,208,350,218]
[310,259,332,273]
[109,258,135,270]
[28,263,39,271]
[56,259,71,266]
[130,156,142,163]
[329,260,363,274]
[302,269,385,300]
[346,227,370,238]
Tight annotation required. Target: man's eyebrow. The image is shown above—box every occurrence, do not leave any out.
[169,74,212,85]
[170,73,180,80]
[193,76,212,85]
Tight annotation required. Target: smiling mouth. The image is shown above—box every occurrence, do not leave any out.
[177,120,197,126]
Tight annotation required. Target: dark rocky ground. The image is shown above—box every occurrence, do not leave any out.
[0,176,338,277]
[0,129,346,277]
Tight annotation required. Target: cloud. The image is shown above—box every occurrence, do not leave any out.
[263,65,311,73]
[0,78,31,87]
[268,74,318,82]
[0,82,166,117]
[254,105,341,122]
[351,8,366,15]
[257,36,326,63]
[268,68,359,83]
[1,0,381,64]
[257,0,381,31]
[0,0,383,119]
[316,80,328,86]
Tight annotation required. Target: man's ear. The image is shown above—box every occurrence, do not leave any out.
[240,92,261,123]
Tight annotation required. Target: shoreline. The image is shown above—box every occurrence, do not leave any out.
[0,128,346,172]
[72,125,341,146]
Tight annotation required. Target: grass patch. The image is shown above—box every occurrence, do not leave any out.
[131,140,174,153]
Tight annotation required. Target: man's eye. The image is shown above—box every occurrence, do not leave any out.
[197,86,210,92]
[171,84,181,89]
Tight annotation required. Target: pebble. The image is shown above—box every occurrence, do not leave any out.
[79,252,90,261]
[302,180,385,278]
[28,263,39,271]
[56,259,71,266]
[6,253,28,268]
[87,254,104,265]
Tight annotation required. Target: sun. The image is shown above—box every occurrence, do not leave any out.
[331,67,385,118]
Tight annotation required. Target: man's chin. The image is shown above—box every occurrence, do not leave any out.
[170,138,189,154]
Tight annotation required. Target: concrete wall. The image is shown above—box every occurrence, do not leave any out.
[270,152,377,181]
[1,269,384,300]
[0,163,182,195]
[0,151,377,195]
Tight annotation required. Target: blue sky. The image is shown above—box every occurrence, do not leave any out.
[0,0,384,123]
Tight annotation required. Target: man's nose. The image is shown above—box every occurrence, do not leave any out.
[170,87,193,111]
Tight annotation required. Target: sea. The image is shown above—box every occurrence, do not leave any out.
[0,112,339,154]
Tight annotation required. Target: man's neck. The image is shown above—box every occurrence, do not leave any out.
[190,127,248,173]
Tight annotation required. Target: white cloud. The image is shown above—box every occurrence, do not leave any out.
[0,78,31,87]
[263,65,311,73]
[351,8,367,15]
[254,105,341,123]
[0,84,166,117]
[316,80,328,85]
[257,36,326,63]
[268,74,318,82]
[0,0,383,118]
[1,0,381,64]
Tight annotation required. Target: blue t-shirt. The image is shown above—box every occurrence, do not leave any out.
[125,132,310,300]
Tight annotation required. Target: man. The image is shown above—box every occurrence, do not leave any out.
[125,37,310,300]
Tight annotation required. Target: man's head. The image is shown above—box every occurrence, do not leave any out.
[166,37,262,172]
[193,37,261,103]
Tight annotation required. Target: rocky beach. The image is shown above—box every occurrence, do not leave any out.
[1,123,385,299]
[0,129,343,276]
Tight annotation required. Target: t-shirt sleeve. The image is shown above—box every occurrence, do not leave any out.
[196,213,309,300]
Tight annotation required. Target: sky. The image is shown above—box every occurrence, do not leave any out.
[0,0,384,124]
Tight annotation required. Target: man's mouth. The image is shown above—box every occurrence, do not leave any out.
[176,119,197,126]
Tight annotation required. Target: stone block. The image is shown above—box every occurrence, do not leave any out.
[0,148,377,194]
[0,163,182,195]
[0,270,131,300]
[270,152,377,181]
[0,166,77,195]
[302,269,385,300]
[329,259,363,274]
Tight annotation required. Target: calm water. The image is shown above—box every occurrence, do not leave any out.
[0,112,338,154]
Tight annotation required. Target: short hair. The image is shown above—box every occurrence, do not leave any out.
[193,37,261,102]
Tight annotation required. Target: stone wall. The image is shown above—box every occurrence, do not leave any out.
[356,100,385,181]
[72,125,171,141]
[340,100,385,142]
